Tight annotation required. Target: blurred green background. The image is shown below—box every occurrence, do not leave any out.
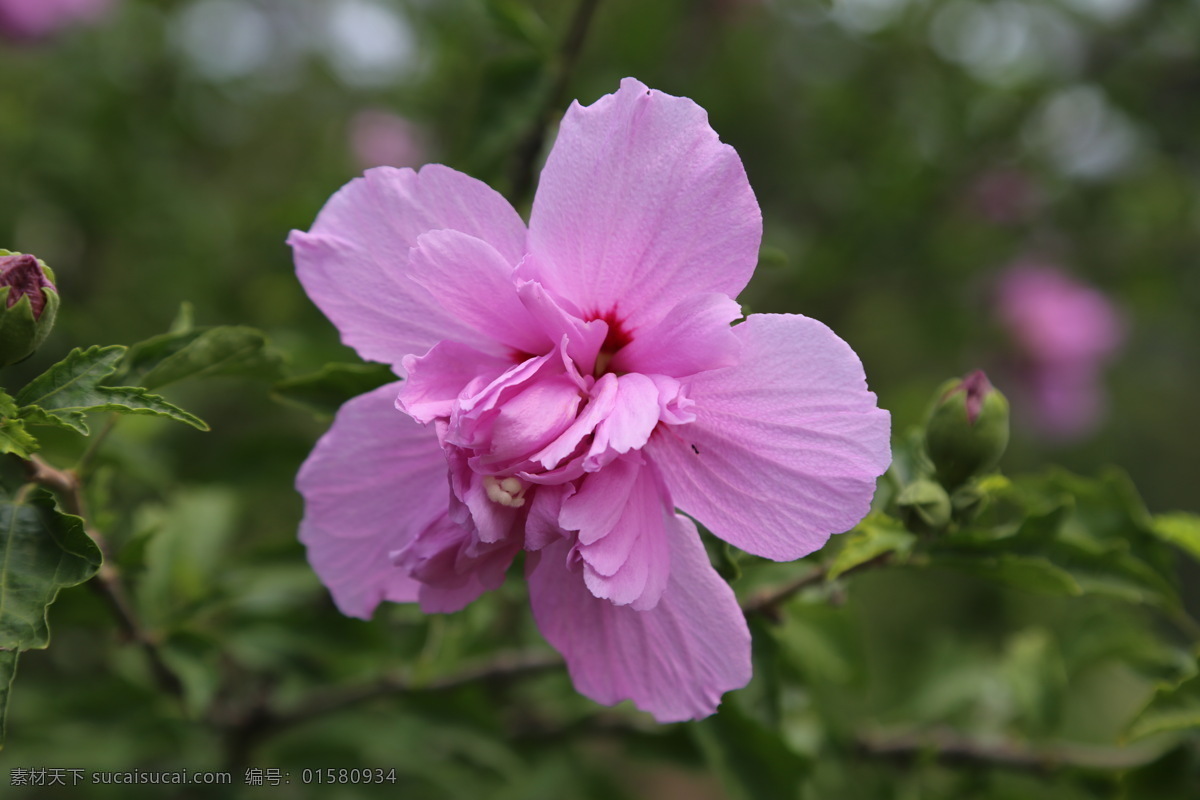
[2,0,1198,798]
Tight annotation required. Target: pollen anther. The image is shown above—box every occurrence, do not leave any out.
[483,475,528,508]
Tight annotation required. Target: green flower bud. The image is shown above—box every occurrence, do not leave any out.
[0,250,59,366]
[924,370,1009,490]
[896,478,952,534]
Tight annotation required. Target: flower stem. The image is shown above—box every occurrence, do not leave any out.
[23,454,185,700]
[741,552,895,620]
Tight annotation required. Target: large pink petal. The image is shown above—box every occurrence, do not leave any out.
[407,230,549,355]
[297,381,450,617]
[289,165,527,367]
[527,78,762,332]
[648,314,891,561]
[527,514,751,722]
[300,522,421,619]
[611,293,742,378]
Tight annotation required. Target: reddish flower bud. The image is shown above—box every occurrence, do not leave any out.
[0,253,56,318]
[0,250,59,366]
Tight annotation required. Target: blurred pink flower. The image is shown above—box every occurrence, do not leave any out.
[347,109,425,170]
[289,78,891,721]
[0,0,113,41]
[995,262,1125,439]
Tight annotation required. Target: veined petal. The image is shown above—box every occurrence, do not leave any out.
[527,514,751,722]
[648,314,891,561]
[296,381,448,616]
[527,77,761,332]
[407,230,549,355]
[611,293,742,378]
[300,521,421,620]
[289,165,527,367]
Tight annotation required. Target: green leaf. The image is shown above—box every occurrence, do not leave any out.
[885,427,934,488]
[137,487,239,628]
[774,603,865,687]
[160,631,222,719]
[712,539,743,583]
[741,616,784,728]
[1045,539,1177,607]
[1129,663,1200,740]
[1151,513,1200,563]
[1000,628,1067,734]
[118,326,284,390]
[827,513,915,581]
[0,490,101,651]
[271,362,396,419]
[692,699,808,800]
[485,0,552,49]
[168,301,194,335]
[14,344,124,412]
[927,554,1083,596]
[14,345,208,434]
[936,469,1179,608]
[0,648,16,750]
[0,391,37,458]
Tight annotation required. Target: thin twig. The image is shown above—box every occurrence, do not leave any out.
[507,0,603,204]
[216,650,563,767]
[856,726,1170,773]
[269,650,563,731]
[24,454,185,700]
[741,552,895,620]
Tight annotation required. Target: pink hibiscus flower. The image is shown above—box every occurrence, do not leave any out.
[288,78,891,722]
[347,108,426,171]
[0,0,112,41]
[995,261,1125,439]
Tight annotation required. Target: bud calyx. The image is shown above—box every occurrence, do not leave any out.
[925,370,1010,490]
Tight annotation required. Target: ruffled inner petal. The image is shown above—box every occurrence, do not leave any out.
[397,340,511,425]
